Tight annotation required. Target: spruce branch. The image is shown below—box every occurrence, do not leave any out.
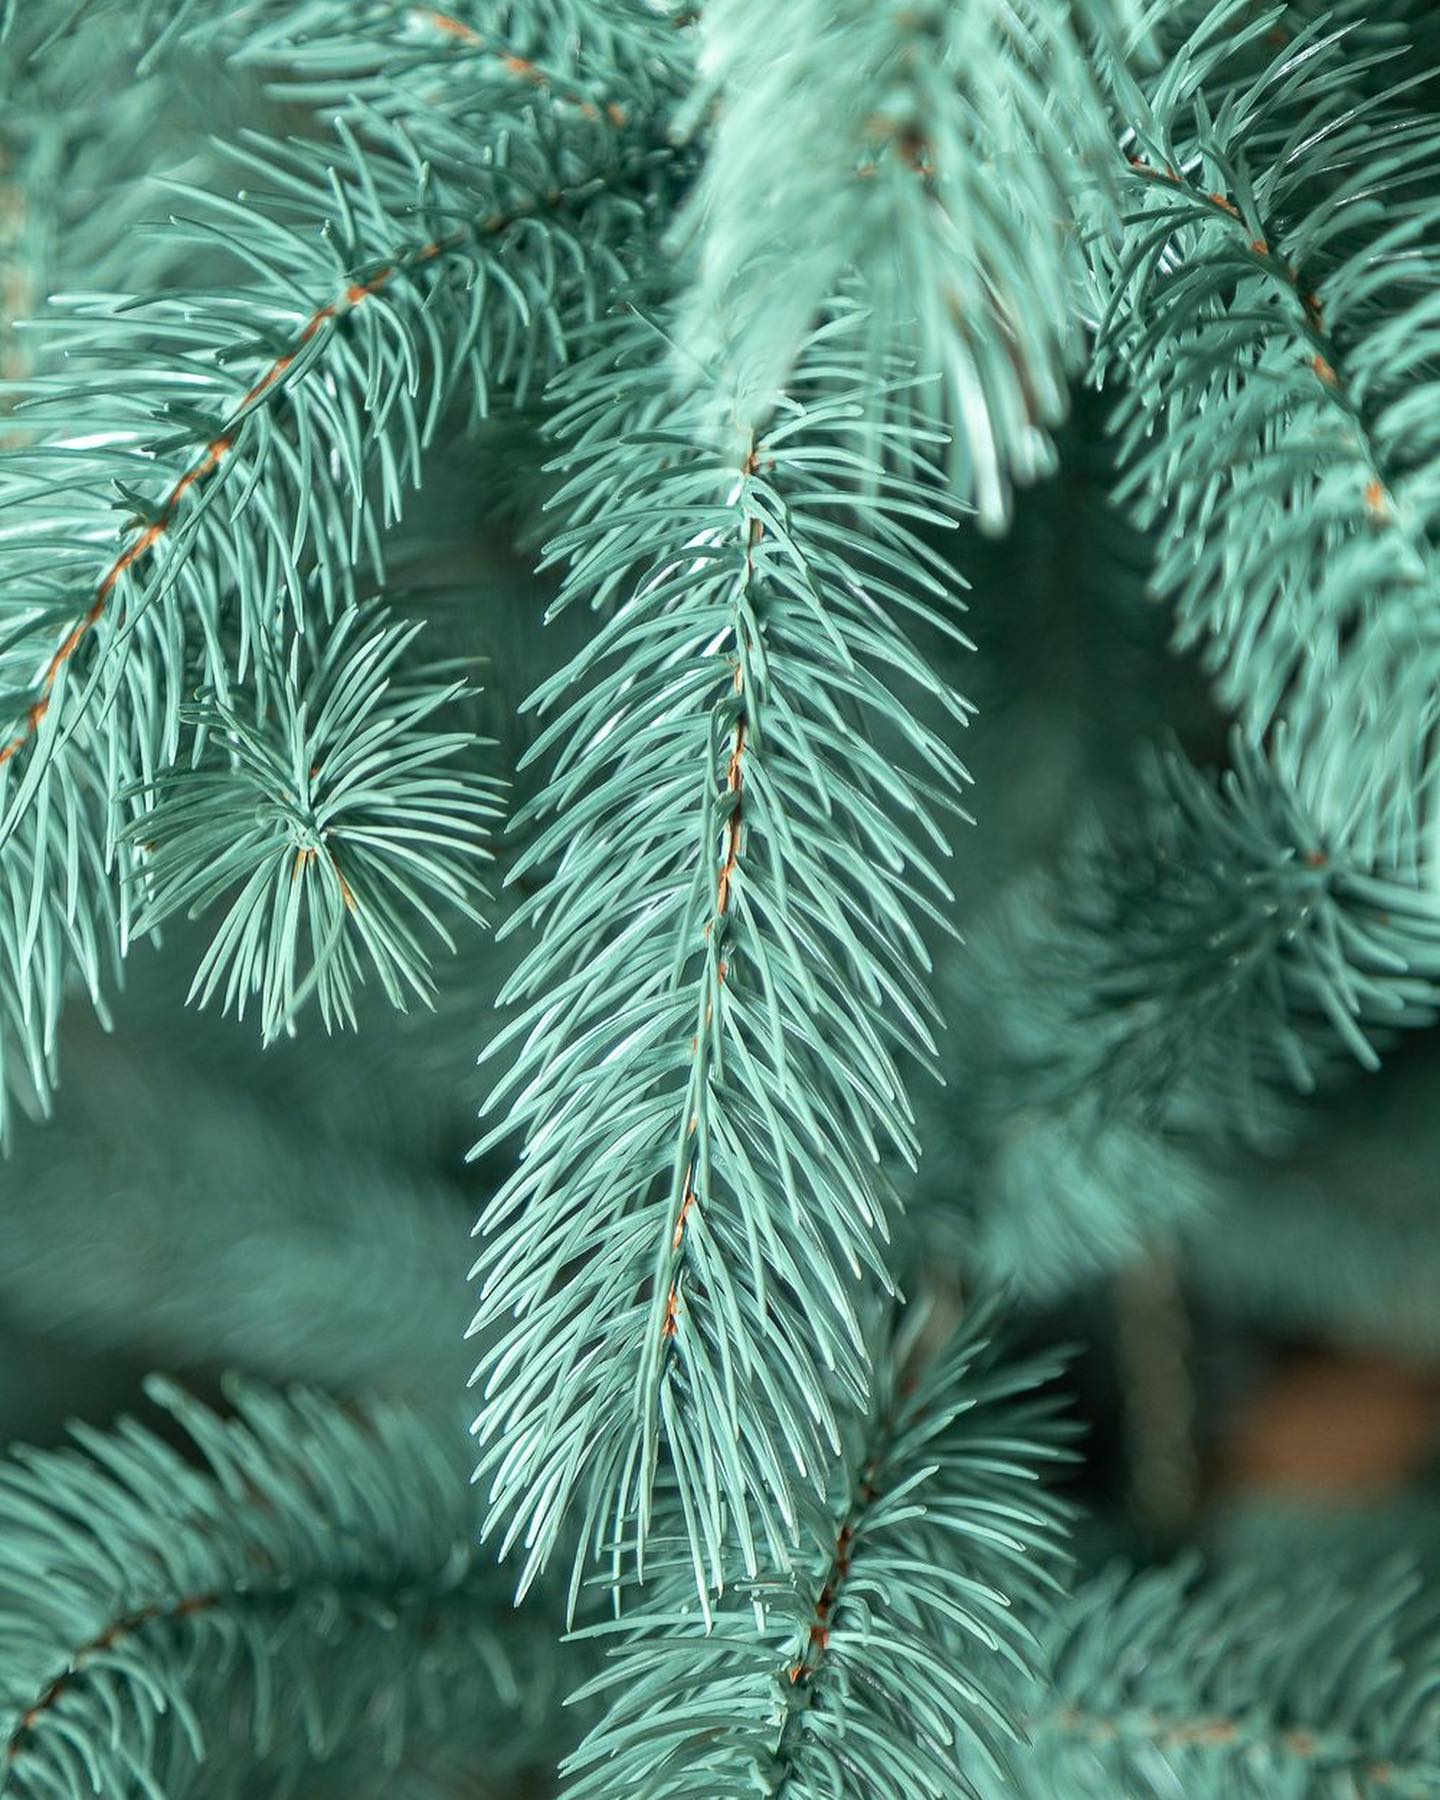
[561,1304,1073,1800]
[1014,1556,1440,1797]
[469,308,973,1602]
[1075,741,1440,1091]
[128,607,500,1041]
[0,101,658,786]
[201,0,692,121]
[675,0,1138,528]
[0,1381,565,1798]
[0,89,673,1126]
[1095,3,1440,860]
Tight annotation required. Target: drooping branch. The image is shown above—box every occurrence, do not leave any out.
[470,307,973,1601]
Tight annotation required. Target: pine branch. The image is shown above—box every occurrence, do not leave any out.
[560,1304,1073,1800]
[0,1381,565,1798]
[469,308,972,1601]
[1015,1556,1440,1797]
[674,0,1138,528]
[1095,4,1440,861]
[0,88,673,1126]
[200,0,691,120]
[129,607,500,1041]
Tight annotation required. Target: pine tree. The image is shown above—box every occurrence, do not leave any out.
[4,2,1440,1795]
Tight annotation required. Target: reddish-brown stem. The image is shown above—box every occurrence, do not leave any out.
[1122,156,1393,525]
[0,244,452,772]
[661,463,763,1333]
[416,8,629,124]
[785,1468,877,1687]
[1045,1703,1410,1789]
[7,1592,219,1762]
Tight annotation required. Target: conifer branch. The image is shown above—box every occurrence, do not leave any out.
[205,0,691,122]
[6,8,1439,1797]
[0,91,674,1126]
[561,1305,1073,1800]
[1075,743,1440,1090]
[0,1381,565,1797]
[1014,1557,1440,1796]
[916,733,1440,1290]
[1096,4,1440,861]
[1,103,660,786]
[675,0,1137,530]
[469,309,972,1601]
[129,607,501,1040]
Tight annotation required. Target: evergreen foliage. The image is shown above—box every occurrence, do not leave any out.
[1016,1557,1440,1796]
[560,1305,1072,1798]
[470,310,970,1598]
[0,1380,563,1798]
[672,0,1132,526]
[1098,6,1440,780]
[3,1,1440,1796]
[0,1023,471,1388]
[0,27,673,1122]
[133,607,499,1041]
